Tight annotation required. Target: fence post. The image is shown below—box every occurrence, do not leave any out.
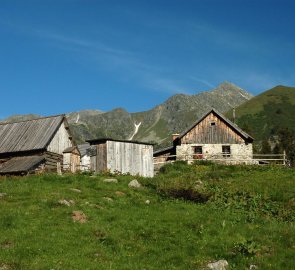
[283,150,286,166]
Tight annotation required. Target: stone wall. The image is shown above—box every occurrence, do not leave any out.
[176,143,254,164]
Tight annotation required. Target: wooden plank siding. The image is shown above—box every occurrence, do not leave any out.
[181,112,245,144]
[44,151,63,171]
[106,141,153,177]
[96,143,107,172]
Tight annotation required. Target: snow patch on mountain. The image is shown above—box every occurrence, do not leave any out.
[129,122,142,140]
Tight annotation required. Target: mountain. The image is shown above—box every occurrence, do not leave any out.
[1,82,252,148]
[68,81,252,147]
[229,85,295,142]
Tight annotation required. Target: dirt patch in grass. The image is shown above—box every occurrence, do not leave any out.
[160,188,210,203]
[72,211,87,223]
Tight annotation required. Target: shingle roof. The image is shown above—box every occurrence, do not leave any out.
[0,115,65,154]
[177,108,254,142]
[0,155,45,174]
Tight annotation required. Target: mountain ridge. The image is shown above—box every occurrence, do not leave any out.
[1,81,253,148]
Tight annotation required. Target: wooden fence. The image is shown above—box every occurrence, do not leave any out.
[153,152,288,166]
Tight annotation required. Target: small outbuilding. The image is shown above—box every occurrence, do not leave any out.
[63,146,81,172]
[86,138,154,177]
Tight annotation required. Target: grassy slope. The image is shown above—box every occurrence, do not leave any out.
[0,164,294,270]
[228,85,295,141]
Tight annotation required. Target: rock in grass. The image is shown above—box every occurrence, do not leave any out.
[69,188,82,193]
[128,179,141,189]
[0,263,10,270]
[0,193,7,198]
[58,199,75,206]
[72,211,87,223]
[103,178,118,183]
[249,265,258,269]
[115,191,125,196]
[103,197,113,202]
[145,200,150,204]
[207,260,228,270]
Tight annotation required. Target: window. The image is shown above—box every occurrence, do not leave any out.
[210,121,216,126]
[192,146,203,159]
[222,145,231,158]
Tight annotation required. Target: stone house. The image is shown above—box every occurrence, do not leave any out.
[154,108,254,164]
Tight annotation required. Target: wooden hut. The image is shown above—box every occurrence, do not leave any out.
[0,115,80,175]
[86,138,154,177]
[63,146,81,172]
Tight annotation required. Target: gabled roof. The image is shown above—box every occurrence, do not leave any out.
[0,155,45,175]
[0,115,65,155]
[177,108,254,142]
[63,146,80,155]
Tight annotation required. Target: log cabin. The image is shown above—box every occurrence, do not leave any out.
[154,108,254,165]
[0,115,80,175]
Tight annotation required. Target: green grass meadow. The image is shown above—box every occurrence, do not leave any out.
[0,163,294,269]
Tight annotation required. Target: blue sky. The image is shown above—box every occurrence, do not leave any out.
[0,0,294,118]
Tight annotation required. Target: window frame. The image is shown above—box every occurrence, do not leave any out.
[222,145,231,158]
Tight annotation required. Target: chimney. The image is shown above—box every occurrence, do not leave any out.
[172,133,179,141]
[233,108,236,123]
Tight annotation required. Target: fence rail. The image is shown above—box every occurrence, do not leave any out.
[153,152,288,166]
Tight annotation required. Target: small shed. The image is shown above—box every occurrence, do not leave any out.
[63,146,81,172]
[86,138,154,177]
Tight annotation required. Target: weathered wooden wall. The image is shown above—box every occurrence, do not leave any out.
[96,143,107,172]
[44,151,63,172]
[106,141,154,177]
[47,122,73,154]
[63,151,81,172]
[181,112,245,144]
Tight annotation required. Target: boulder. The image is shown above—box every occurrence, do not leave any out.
[103,178,118,183]
[207,260,228,270]
[0,193,7,198]
[128,179,142,189]
[145,200,151,204]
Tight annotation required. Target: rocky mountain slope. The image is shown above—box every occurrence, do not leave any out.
[68,81,252,147]
[1,81,253,148]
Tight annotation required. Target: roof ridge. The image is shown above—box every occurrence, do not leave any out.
[0,114,65,126]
